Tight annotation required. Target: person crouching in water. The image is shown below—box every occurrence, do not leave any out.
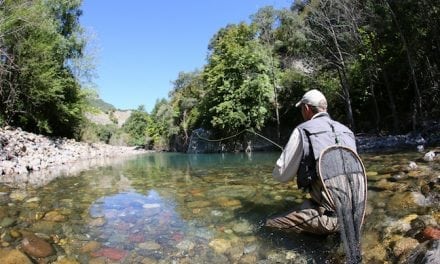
[265,89,358,235]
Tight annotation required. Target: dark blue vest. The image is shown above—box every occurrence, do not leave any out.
[296,113,356,189]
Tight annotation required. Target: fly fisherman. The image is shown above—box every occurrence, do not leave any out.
[265,89,366,263]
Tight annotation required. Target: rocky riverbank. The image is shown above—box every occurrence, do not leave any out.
[1,126,439,187]
[0,127,149,187]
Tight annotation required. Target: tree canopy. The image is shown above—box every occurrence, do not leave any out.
[2,0,439,151]
[0,0,87,137]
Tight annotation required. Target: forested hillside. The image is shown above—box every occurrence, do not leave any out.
[1,0,439,151]
[142,0,440,151]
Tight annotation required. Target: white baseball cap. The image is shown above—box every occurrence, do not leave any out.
[295,89,327,108]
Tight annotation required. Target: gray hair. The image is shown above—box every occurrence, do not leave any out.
[310,99,327,113]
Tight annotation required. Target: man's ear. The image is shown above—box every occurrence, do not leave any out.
[304,104,310,112]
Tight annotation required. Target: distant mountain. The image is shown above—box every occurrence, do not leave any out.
[87,97,117,113]
[85,97,132,127]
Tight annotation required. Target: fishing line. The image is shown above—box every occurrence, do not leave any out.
[193,128,284,151]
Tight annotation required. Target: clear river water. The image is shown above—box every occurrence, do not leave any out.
[0,151,439,263]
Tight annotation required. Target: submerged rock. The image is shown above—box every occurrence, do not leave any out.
[21,233,54,258]
[405,240,440,264]
[208,185,256,199]
[0,248,32,264]
[423,151,436,162]
[44,210,67,222]
[209,238,232,254]
[421,226,440,240]
[232,220,253,235]
[393,237,419,258]
[80,241,101,253]
[90,247,128,261]
[387,192,428,213]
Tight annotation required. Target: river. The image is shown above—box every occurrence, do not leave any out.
[0,151,438,263]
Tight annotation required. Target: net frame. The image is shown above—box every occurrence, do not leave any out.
[317,145,368,264]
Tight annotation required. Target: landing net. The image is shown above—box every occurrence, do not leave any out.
[318,146,367,264]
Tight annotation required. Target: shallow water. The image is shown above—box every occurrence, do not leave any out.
[0,151,439,263]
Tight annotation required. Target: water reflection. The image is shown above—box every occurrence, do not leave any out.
[88,191,193,253]
[0,151,438,263]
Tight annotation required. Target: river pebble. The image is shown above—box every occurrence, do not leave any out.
[21,233,54,258]
[393,236,419,257]
[138,241,161,251]
[44,210,67,222]
[90,247,128,261]
[423,151,436,161]
[209,238,232,254]
[80,241,101,253]
[0,217,15,228]
[0,127,148,187]
[0,248,33,264]
[421,226,440,240]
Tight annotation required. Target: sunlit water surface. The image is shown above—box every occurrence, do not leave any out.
[0,151,439,263]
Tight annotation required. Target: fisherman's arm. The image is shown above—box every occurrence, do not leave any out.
[272,128,303,182]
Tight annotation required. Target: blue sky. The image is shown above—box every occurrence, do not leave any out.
[80,1,291,112]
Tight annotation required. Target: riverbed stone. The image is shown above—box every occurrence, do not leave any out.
[362,231,387,263]
[209,238,232,254]
[89,217,106,227]
[31,220,59,234]
[176,240,195,252]
[375,178,405,191]
[407,170,425,177]
[421,226,440,240]
[239,253,257,264]
[25,197,41,203]
[88,257,106,264]
[138,241,161,251]
[90,247,128,261]
[387,192,426,213]
[53,257,80,264]
[9,190,27,201]
[0,248,33,264]
[186,200,211,208]
[232,220,253,235]
[0,127,147,188]
[384,214,418,236]
[217,197,242,208]
[21,233,55,258]
[80,241,101,253]
[423,151,436,161]
[0,217,16,228]
[393,237,419,257]
[44,210,67,222]
[208,185,256,199]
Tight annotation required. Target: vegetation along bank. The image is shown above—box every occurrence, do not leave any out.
[1,1,439,153]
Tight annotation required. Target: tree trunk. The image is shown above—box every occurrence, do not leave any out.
[381,69,399,133]
[368,74,381,133]
[270,56,281,143]
[328,18,355,130]
[337,68,355,131]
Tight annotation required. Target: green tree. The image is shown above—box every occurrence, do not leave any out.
[169,70,204,145]
[0,0,87,138]
[201,23,273,135]
[123,105,149,146]
[251,6,283,141]
[148,99,178,150]
[301,0,373,131]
